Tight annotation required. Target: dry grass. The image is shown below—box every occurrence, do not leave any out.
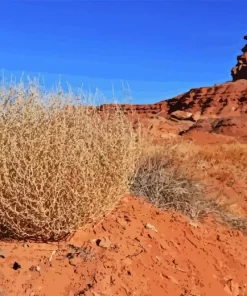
[130,146,218,220]
[131,150,209,218]
[143,138,247,184]
[191,143,247,183]
[0,80,141,241]
[131,139,247,233]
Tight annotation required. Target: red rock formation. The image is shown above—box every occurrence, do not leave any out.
[169,110,194,121]
[98,79,247,122]
[231,35,247,81]
[99,102,167,115]
[160,79,247,119]
[179,115,247,143]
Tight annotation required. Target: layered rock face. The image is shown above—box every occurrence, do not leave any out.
[231,36,247,81]
[99,102,168,116]
[162,80,247,141]
[100,80,247,121]
[162,79,247,119]
[179,115,247,141]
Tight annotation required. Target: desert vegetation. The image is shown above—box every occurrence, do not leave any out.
[0,78,246,242]
[0,79,140,241]
[131,138,247,233]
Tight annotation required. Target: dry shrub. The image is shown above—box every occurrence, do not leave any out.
[0,80,140,241]
[130,146,216,220]
[131,141,247,233]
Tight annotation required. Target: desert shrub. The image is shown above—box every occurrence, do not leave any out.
[131,142,247,233]
[0,79,141,241]
[130,147,216,220]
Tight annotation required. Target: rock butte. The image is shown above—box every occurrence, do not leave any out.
[231,35,247,81]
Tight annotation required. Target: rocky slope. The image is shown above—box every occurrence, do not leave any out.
[180,115,247,138]
[99,102,167,117]
[101,78,247,120]
[163,79,247,119]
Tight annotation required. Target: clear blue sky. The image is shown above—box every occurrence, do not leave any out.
[0,0,246,104]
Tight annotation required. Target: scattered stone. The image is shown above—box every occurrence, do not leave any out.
[13,262,21,270]
[145,223,158,232]
[69,257,82,267]
[66,253,74,260]
[164,275,179,285]
[170,110,194,121]
[36,265,41,272]
[124,215,131,222]
[30,265,41,272]
[96,237,112,249]
[116,217,128,228]
[67,245,95,263]
[0,250,5,259]
[49,250,56,264]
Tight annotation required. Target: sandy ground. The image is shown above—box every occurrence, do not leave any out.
[0,195,246,296]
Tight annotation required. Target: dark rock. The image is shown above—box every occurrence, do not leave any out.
[13,262,21,270]
[0,250,5,259]
[232,36,247,81]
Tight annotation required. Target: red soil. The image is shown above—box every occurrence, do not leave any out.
[1,196,246,296]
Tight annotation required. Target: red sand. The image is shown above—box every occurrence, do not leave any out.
[0,195,246,296]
